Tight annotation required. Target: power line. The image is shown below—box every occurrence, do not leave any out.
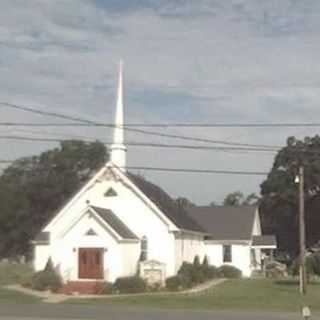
[120,166,269,176]
[0,121,280,149]
[4,101,320,153]
[1,121,320,128]
[0,160,269,175]
[3,102,276,148]
[0,135,278,153]
[3,134,320,157]
[0,102,95,124]
[2,101,316,129]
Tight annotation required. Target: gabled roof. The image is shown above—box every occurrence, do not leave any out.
[40,164,205,237]
[91,206,138,240]
[187,205,257,240]
[126,173,205,233]
[252,235,277,247]
[34,231,50,244]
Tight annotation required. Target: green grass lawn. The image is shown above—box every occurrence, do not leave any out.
[0,287,40,304]
[0,262,33,286]
[66,279,320,313]
[0,262,40,303]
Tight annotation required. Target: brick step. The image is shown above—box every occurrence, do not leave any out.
[60,281,104,295]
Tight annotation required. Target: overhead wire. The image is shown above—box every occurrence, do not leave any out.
[0,102,280,149]
[0,161,269,175]
[0,135,278,153]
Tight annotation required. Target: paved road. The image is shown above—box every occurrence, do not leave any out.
[0,303,317,320]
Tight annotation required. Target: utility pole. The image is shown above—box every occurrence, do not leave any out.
[298,165,307,295]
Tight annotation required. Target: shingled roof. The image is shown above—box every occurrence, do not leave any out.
[34,231,50,244]
[126,173,205,233]
[91,206,138,240]
[252,235,277,247]
[187,205,257,240]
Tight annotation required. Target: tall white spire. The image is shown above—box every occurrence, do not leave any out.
[110,61,127,171]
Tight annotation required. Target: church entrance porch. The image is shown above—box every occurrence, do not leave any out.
[78,248,104,279]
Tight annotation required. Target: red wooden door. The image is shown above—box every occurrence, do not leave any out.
[78,248,104,279]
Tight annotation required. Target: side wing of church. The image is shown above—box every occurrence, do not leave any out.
[33,62,276,288]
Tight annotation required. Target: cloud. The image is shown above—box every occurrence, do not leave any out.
[1,0,320,203]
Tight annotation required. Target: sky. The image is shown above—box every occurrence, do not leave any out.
[1,0,320,204]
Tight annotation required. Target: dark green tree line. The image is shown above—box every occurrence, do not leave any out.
[260,135,320,256]
[0,140,108,258]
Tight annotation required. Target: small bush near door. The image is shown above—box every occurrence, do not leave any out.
[113,276,146,294]
[30,258,62,292]
[31,269,62,292]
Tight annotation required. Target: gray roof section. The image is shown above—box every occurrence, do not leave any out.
[252,235,277,247]
[91,206,138,240]
[127,173,205,233]
[187,205,257,240]
[34,231,50,243]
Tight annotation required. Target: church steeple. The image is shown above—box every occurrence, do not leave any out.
[110,61,127,171]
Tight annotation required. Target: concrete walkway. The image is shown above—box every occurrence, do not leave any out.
[4,278,226,303]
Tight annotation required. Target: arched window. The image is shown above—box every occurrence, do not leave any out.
[140,236,148,261]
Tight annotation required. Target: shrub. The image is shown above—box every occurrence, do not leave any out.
[193,255,201,268]
[265,261,287,278]
[177,262,194,287]
[147,282,162,292]
[113,276,146,294]
[31,269,62,292]
[98,282,114,295]
[206,266,218,279]
[202,255,209,268]
[290,256,314,277]
[165,275,185,291]
[217,265,242,278]
[31,257,62,292]
[311,251,320,275]
[201,256,217,280]
[177,259,218,287]
[290,252,320,279]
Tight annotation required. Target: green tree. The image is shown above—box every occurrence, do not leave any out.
[260,135,320,256]
[223,191,244,206]
[221,192,259,206]
[243,193,260,205]
[175,197,195,209]
[0,140,108,258]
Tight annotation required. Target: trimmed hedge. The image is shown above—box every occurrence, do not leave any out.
[165,275,185,291]
[217,265,242,278]
[113,276,146,294]
[169,256,222,291]
[205,265,218,279]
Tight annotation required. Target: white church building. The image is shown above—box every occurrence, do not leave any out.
[33,63,276,290]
